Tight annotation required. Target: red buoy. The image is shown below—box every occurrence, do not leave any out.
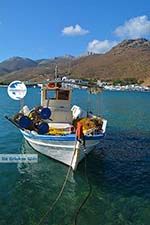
[47,82,55,88]
[76,122,84,139]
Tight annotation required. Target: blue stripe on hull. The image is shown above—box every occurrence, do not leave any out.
[21,130,105,141]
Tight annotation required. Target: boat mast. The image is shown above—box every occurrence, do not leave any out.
[54,65,58,79]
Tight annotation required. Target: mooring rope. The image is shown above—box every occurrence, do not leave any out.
[73,151,92,225]
[36,141,78,225]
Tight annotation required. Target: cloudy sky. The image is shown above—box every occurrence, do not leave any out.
[0,0,150,60]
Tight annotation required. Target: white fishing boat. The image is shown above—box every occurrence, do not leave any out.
[7,80,107,170]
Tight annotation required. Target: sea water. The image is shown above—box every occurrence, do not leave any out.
[0,87,150,225]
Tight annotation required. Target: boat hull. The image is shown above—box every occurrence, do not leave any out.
[21,130,105,170]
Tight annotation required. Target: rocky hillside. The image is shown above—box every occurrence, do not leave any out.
[0,57,38,75]
[0,39,150,85]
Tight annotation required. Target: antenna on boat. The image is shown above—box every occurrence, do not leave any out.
[54,65,58,79]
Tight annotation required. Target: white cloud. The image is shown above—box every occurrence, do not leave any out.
[87,39,118,54]
[114,15,150,38]
[62,24,89,36]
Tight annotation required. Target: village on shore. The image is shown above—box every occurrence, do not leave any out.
[1,77,150,92]
[58,77,150,92]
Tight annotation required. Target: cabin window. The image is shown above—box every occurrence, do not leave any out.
[57,90,70,100]
[46,90,56,99]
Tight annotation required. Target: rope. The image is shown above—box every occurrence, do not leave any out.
[36,141,78,225]
[87,91,90,115]
[73,151,92,225]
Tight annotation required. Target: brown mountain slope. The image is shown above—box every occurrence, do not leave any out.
[0,57,37,75]
[70,39,150,83]
[0,39,150,85]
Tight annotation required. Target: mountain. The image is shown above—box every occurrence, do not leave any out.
[111,38,150,52]
[0,57,38,75]
[0,39,150,85]
[70,38,150,83]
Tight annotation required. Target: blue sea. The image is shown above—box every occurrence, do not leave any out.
[0,87,150,225]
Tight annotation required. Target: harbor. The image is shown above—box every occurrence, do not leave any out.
[0,87,150,225]
[0,0,150,224]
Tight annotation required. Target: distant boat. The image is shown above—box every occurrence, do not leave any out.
[8,80,107,170]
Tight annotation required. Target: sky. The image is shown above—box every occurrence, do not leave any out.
[0,0,150,61]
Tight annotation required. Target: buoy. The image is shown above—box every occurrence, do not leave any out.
[37,122,49,134]
[47,82,55,88]
[76,122,85,147]
[76,122,84,139]
[40,107,51,119]
[18,116,33,129]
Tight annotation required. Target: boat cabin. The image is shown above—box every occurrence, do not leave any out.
[41,82,72,123]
